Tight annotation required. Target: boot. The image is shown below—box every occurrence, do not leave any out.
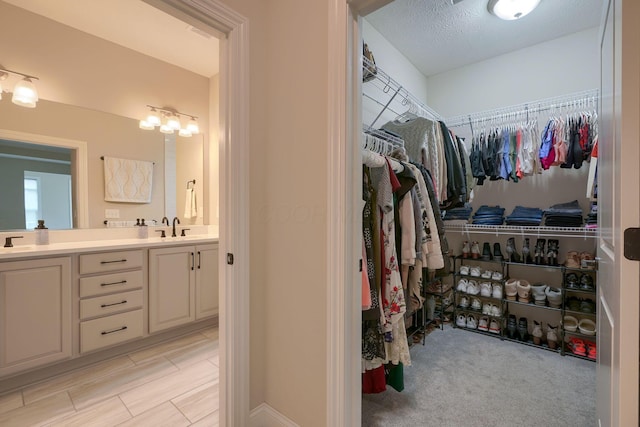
[547,324,558,349]
[505,238,521,263]
[462,241,471,258]
[516,279,531,303]
[517,317,528,342]
[507,314,517,339]
[521,238,532,264]
[547,240,559,266]
[534,239,546,265]
[532,320,543,345]
[481,242,492,261]
[493,242,504,261]
[471,241,481,259]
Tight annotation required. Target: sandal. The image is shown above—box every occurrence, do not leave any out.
[585,341,597,359]
[568,337,587,356]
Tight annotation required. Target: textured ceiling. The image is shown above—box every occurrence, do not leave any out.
[366,0,604,77]
[2,0,219,77]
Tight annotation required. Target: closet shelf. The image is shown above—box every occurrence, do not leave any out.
[444,223,598,239]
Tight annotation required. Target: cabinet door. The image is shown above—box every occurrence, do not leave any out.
[0,257,71,376]
[149,246,195,333]
[195,244,219,319]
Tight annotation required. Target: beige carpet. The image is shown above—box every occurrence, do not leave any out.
[362,325,596,427]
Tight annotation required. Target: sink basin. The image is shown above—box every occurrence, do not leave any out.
[2,245,35,252]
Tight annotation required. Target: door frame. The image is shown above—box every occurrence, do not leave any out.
[145,1,250,425]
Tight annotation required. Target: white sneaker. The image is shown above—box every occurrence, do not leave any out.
[466,314,478,329]
[456,314,467,328]
[466,280,480,295]
[470,266,482,277]
[457,278,469,293]
[459,295,470,308]
[478,316,489,331]
[491,304,502,317]
[482,302,493,315]
[471,297,482,311]
[480,282,492,297]
[489,318,500,334]
[491,271,503,281]
[492,283,503,299]
[481,270,493,279]
[459,265,470,275]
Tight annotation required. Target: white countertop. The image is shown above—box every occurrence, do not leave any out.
[0,234,219,260]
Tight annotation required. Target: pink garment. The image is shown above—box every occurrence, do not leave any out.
[362,240,372,310]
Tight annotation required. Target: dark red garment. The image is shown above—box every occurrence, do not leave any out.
[362,365,387,394]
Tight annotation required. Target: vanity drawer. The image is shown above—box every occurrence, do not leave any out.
[80,270,143,297]
[80,309,143,353]
[80,289,143,320]
[79,250,143,275]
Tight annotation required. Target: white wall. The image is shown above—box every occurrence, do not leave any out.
[362,19,429,128]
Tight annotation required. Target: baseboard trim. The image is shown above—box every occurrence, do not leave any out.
[250,403,299,427]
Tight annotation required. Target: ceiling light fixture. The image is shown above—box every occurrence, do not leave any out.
[488,0,541,20]
[139,105,199,138]
[0,66,40,108]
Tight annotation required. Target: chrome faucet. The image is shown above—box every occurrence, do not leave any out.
[172,217,180,237]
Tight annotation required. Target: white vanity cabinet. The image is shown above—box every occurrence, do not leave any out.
[149,243,218,333]
[78,250,144,353]
[0,257,72,377]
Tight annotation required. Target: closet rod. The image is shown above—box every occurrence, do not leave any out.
[363,56,443,125]
[445,89,599,128]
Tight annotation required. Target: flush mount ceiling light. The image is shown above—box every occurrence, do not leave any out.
[0,66,40,108]
[139,105,199,138]
[488,0,541,20]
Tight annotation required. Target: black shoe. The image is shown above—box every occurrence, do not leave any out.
[481,242,492,261]
[505,238,521,263]
[534,239,546,265]
[493,242,504,261]
[522,238,532,264]
[507,314,517,339]
[517,317,528,342]
[547,240,559,266]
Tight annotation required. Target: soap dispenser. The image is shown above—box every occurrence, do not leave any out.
[137,218,148,239]
[35,219,49,245]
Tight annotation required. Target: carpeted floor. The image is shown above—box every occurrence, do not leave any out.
[362,325,596,427]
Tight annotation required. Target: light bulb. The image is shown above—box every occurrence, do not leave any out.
[12,78,38,108]
[186,118,199,134]
[146,108,161,127]
[159,124,174,134]
[139,120,154,130]
[488,0,540,20]
[179,128,192,137]
[167,114,181,130]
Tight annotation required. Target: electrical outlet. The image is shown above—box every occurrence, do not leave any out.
[105,209,120,219]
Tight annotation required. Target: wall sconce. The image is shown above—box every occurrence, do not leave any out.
[0,66,39,108]
[139,105,199,137]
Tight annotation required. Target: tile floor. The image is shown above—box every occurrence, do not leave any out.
[0,327,219,427]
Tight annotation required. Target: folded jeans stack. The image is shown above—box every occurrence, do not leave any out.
[472,205,505,225]
[585,202,597,229]
[443,206,473,221]
[544,200,584,227]
[505,206,544,226]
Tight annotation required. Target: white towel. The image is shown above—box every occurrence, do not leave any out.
[103,157,154,203]
[184,188,197,218]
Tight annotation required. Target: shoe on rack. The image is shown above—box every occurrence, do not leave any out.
[482,302,492,315]
[459,295,470,309]
[580,252,596,269]
[505,237,521,263]
[580,273,595,291]
[547,239,559,266]
[565,273,579,289]
[471,297,482,311]
[478,316,489,332]
[466,314,478,330]
[491,271,503,281]
[471,241,481,259]
[531,282,548,306]
[489,318,501,334]
[462,241,471,258]
[470,266,482,277]
[457,278,469,293]
[505,279,518,301]
[585,340,597,359]
[580,298,596,314]
[534,239,546,265]
[456,314,467,328]
[507,314,517,339]
[493,242,504,261]
[481,270,493,279]
[517,317,529,342]
[563,315,578,332]
[481,242,492,261]
[480,282,492,297]
[567,337,587,356]
[490,304,502,317]
[566,297,581,312]
[516,279,531,303]
[532,320,543,345]
[545,286,562,308]
[522,238,532,264]
[492,283,503,299]
[565,250,581,268]
[547,324,559,349]
[466,280,480,295]
[578,318,597,336]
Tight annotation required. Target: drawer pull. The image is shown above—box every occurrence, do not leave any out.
[100,259,127,264]
[101,300,127,308]
[101,326,128,335]
[101,280,127,287]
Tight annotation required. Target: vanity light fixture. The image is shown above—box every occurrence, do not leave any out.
[488,0,541,20]
[139,105,199,137]
[0,66,40,108]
